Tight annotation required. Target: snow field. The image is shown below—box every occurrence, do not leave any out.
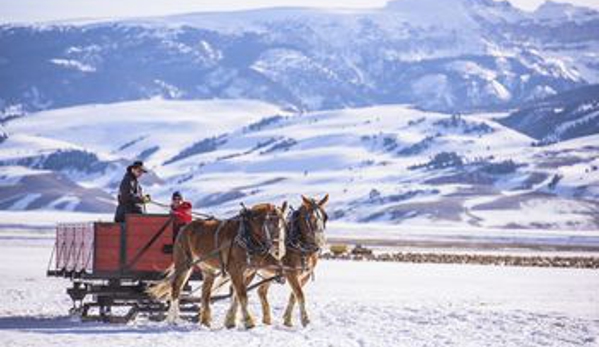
[0,237,597,347]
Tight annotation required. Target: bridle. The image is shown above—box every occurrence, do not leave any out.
[235,206,286,258]
[286,200,327,254]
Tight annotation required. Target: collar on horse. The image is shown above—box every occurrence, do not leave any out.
[234,205,286,258]
[213,208,275,275]
[235,209,272,256]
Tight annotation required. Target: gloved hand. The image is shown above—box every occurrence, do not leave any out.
[142,194,151,204]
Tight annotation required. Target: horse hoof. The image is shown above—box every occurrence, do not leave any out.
[301,318,310,327]
[283,320,293,327]
[244,317,256,329]
[224,317,236,329]
[262,317,272,325]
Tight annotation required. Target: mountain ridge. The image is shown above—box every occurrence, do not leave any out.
[499,84,599,144]
[1,0,597,117]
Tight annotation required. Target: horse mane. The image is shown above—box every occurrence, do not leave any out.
[250,203,274,214]
[287,208,302,245]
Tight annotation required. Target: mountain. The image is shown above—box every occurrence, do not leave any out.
[499,84,599,144]
[2,99,598,230]
[0,166,114,212]
[2,1,598,230]
[1,0,598,117]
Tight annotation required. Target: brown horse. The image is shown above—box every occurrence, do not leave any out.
[256,194,328,327]
[147,202,288,329]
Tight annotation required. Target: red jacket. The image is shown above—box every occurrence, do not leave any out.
[171,201,193,224]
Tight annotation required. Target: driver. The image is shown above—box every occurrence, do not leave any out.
[114,161,151,223]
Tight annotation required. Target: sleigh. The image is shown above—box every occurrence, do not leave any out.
[46,214,208,322]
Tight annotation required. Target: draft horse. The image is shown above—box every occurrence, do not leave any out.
[257,194,329,327]
[147,202,288,329]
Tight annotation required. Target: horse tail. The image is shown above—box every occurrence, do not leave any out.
[146,264,176,300]
[147,224,194,301]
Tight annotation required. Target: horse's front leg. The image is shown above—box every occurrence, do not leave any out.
[228,269,255,329]
[257,280,273,325]
[199,272,215,327]
[284,272,311,327]
[224,293,239,329]
[282,291,296,327]
[224,271,255,329]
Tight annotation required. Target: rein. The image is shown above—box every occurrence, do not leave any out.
[148,200,214,219]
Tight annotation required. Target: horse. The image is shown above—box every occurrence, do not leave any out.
[256,194,328,327]
[147,202,288,329]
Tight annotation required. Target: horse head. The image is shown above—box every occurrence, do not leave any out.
[292,194,329,252]
[240,202,288,261]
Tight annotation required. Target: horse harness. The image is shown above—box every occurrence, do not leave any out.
[214,207,285,275]
[170,203,326,289]
[286,203,327,272]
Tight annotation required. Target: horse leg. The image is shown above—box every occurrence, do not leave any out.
[284,273,311,327]
[257,281,272,325]
[229,269,255,329]
[167,267,192,323]
[199,271,215,327]
[224,293,239,329]
[165,229,193,324]
[297,274,312,327]
[224,271,255,329]
[282,292,296,327]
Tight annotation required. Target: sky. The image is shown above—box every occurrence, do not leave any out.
[1,0,598,23]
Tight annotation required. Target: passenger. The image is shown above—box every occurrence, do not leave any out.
[170,191,192,241]
[114,161,151,223]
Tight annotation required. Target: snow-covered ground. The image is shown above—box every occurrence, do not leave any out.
[0,236,597,347]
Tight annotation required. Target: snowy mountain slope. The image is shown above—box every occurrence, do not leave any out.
[154,104,599,230]
[0,166,114,212]
[1,0,597,117]
[3,99,598,230]
[4,98,285,167]
[499,84,599,144]
[0,99,286,212]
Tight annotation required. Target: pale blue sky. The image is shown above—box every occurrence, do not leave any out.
[1,0,598,23]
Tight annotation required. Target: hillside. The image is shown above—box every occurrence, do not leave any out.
[499,84,599,145]
[2,99,598,230]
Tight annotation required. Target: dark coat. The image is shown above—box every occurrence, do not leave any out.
[114,171,145,223]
